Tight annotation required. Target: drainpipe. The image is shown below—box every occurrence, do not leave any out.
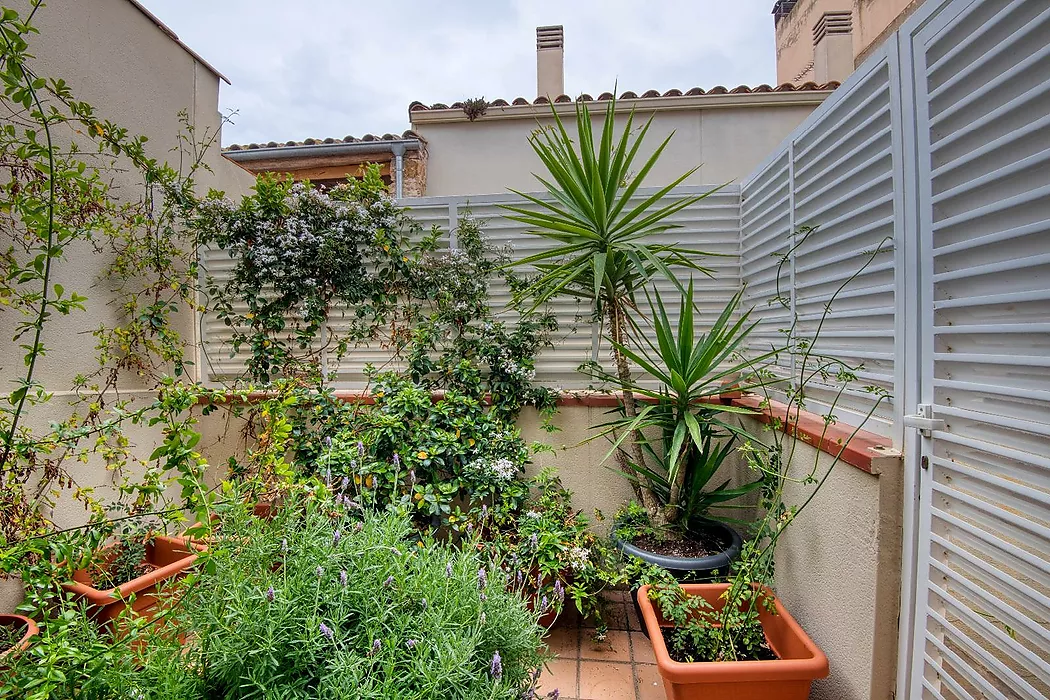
[390,143,406,199]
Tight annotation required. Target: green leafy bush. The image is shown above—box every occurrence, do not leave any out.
[182,490,548,699]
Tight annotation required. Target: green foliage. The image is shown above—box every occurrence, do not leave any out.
[196,169,429,384]
[595,281,771,532]
[315,372,532,525]
[482,469,623,626]
[181,490,548,699]
[501,95,716,313]
[646,583,773,663]
[404,213,558,424]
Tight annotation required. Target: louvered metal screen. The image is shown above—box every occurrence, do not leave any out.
[740,51,900,438]
[905,0,1050,697]
[200,186,740,390]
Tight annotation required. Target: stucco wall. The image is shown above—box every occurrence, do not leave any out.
[776,0,928,84]
[0,0,253,613]
[412,101,823,197]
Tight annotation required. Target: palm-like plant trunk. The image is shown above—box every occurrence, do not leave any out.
[606,300,663,520]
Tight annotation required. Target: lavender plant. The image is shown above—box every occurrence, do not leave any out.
[181,487,549,699]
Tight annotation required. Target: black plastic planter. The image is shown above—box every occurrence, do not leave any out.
[612,521,743,639]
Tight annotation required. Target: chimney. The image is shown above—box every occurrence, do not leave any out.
[812,11,853,83]
[536,25,564,99]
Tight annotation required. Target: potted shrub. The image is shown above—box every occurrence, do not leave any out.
[598,283,773,586]
[62,533,202,625]
[0,614,38,660]
[636,582,828,700]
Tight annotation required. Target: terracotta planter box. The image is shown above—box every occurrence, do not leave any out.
[63,535,202,626]
[637,583,828,700]
[0,614,38,660]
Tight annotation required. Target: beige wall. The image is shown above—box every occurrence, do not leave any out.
[0,0,253,613]
[412,95,827,197]
[776,0,928,84]
[516,407,904,700]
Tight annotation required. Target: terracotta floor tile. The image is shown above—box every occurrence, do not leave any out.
[580,629,631,662]
[578,660,637,700]
[630,631,657,665]
[538,658,578,698]
[603,602,631,631]
[545,624,580,659]
[625,600,644,632]
[634,663,665,700]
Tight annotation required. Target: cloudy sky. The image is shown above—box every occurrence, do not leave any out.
[142,1,779,147]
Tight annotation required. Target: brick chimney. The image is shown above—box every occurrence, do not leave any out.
[536,25,564,99]
[813,11,853,83]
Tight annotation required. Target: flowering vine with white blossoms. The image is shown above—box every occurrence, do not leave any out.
[194,166,430,383]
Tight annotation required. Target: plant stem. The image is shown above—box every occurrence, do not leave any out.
[0,62,56,472]
[606,299,661,518]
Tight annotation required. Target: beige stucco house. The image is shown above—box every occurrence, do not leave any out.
[230,26,839,199]
[773,0,929,85]
[0,0,253,610]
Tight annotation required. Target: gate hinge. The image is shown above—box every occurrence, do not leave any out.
[903,403,945,437]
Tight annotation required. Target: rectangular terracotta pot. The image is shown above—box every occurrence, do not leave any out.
[63,535,203,626]
[636,583,829,700]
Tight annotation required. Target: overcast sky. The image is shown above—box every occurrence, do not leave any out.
[141,1,779,147]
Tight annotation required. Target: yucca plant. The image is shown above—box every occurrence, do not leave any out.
[501,95,721,514]
[596,280,775,529]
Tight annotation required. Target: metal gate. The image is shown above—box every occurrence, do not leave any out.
[902,0,1050,697]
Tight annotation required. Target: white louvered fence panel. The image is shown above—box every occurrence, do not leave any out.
[909,0,1050,698]
[451,186,741,390]
[740,50,899,437]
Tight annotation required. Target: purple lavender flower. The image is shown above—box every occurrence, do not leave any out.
[446,561,454,577]
[420,598,427,611]
[369,639,381,656]
[324,436,333,448]
[281,538,288,554]
[393,453,401,467]
[466,523,474,534]
[384,575,395,588]
[316,566,324,578]
[482,504,488,517]
[517,571,523,586]
[334,493,343,506]
[340,570,348,587]
[490,651,503,681]
[324,467,332,485]
[477,568,488,590]
[332,530,342,546]
[358,441,365,456]
[540,595,549,612]
[350,459,357,471]
[554,580,565,603]
[265,586,275,602]
[480,593,487,601]
[406,639,418,649]
[408,469,416,484]
[547,690,560,700]
[354,521,364,532]
[319,622,334,641]
[340,476,350,490]
[479,612,486,625]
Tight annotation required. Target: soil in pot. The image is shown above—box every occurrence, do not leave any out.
[0,614,38,660]
[629,525,733,561]
[659,626,777,663]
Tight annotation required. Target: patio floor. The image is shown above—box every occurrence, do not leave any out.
[539,590,664,700]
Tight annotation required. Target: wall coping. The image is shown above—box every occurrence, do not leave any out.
[212,388,898,476]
